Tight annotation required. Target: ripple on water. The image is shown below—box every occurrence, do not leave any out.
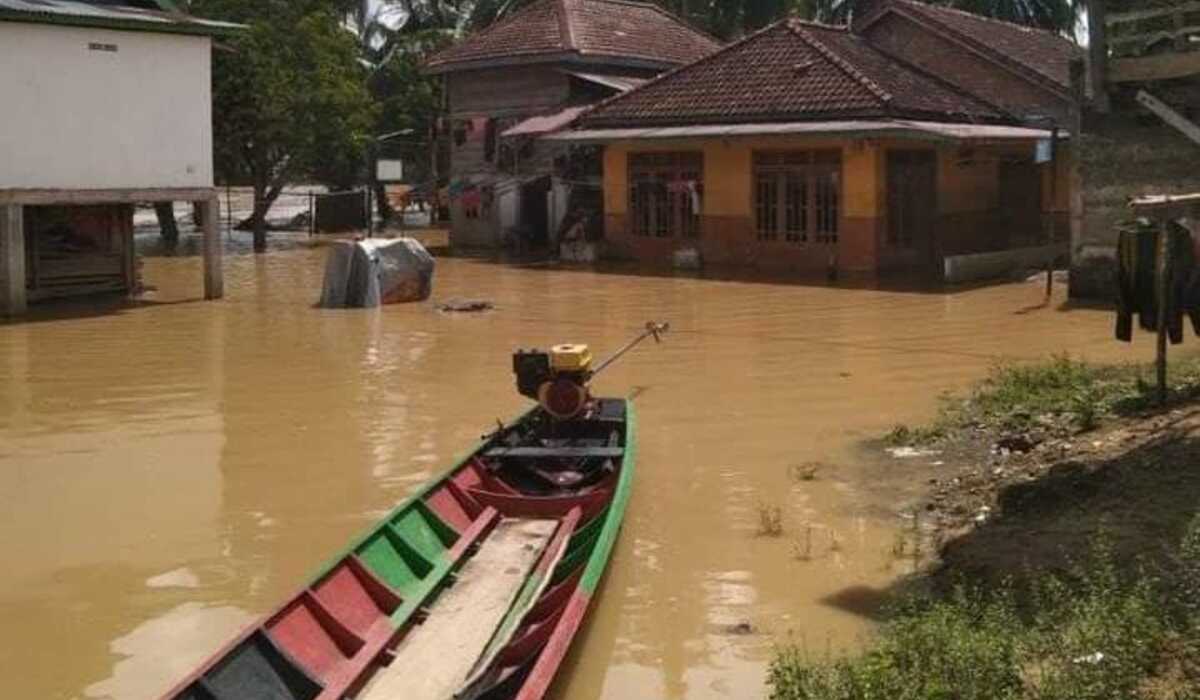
[0,249,1158,700]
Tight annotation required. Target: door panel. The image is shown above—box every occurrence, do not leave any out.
[887,151,938,267]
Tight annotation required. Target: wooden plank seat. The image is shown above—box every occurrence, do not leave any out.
[483,446,624,459]
[165,507,501,700]
[357,518,559,700]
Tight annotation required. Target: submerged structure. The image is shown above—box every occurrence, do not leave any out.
[548,0,1083,279]
[423,0,720,252]
[0,0,236,316]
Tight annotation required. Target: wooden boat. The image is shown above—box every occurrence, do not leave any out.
[161,398,635,700]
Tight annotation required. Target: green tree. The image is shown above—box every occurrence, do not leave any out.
[947,0,1080,32]
[190,0,376,251]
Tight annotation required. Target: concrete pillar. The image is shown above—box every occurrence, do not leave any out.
[0,204,26,316]
[200,197,224,300]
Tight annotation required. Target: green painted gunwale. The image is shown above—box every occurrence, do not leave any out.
[300,400,634,628]
[578,400,635,594]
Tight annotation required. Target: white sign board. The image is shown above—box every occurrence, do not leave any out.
[376,159,404,183]
[1035,139,1053,164]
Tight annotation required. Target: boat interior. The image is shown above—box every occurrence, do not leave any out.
[166,398,629,700]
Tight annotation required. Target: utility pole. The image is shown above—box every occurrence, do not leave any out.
[1088,0,1112,114]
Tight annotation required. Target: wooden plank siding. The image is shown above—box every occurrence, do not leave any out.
[446,65,571,247]
[448,65,569,118]
[443,63,662,248]
[1106,1,1200,56]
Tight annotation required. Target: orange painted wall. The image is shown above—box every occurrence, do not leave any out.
[604,137,883,216]
[599,135,1073,270]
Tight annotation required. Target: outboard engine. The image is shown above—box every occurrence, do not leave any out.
[512,344,594,420]
[512,323,669,421]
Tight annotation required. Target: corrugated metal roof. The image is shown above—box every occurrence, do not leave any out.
[565,71,646,93]
[545,120,1059,142]
[0,0,241,35]
[502,105,592,137]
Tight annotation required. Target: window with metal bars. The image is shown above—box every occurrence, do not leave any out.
[629,152,703,239]
[753,151,840,244]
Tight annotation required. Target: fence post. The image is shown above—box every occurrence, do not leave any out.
[366,188,374,238]
[309,191,315,237]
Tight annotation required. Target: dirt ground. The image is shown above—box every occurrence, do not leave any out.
[899,402,1200,585]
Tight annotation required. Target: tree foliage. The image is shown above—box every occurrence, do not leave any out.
[189,0,375,249]
[448,0,1080,42]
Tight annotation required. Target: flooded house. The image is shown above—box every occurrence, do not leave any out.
[548,0,1082,279]
[0,0,235,317]
[422,0,720,252]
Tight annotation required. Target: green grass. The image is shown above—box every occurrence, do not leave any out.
[769,521,1200,700]
[886,354,1200,445]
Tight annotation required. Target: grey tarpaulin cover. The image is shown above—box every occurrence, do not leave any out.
[319,238,435,308]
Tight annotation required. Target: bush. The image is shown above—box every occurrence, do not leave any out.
[769,533,1188,700]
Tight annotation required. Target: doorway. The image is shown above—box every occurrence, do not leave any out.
[998,159,1042,247]
[519,176,551,250]
[886,150,938,268]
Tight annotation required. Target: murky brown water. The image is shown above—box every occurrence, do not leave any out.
[0,237,1158,699]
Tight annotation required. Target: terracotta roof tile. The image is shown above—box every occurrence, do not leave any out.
[878,0,1081,91]
[578,20,1008,128]
[425,0,721,72]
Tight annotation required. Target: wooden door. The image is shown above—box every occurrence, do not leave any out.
[999,160,1042,245]
[887,150,938,267]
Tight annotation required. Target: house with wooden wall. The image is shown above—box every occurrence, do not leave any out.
[0,0,235,317]
[423,0,720,251]
[547,1,1082,279]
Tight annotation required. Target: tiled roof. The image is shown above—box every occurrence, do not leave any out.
[425,0,721,72]
[866,0,1081,92]
[0,0,239,35]
[578,19,1008,129]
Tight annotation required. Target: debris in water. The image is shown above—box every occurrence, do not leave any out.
[437,299,495,313]
[724,621,755,636]
[887,446,941,459]
[319,238,435,308]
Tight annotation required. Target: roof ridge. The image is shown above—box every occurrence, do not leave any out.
[581,0,726,50]
[787,20,893,105]
[881,0,1077,93]
[426,0,563,65]
[855,31,1015,122]
[892,0,1071,40]
[569,19,791,127]
[558,0,576,51]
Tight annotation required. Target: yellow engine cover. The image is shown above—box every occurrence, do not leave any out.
[550,344,593,372]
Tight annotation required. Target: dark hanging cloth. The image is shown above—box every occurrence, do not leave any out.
[1114,219,1200,344]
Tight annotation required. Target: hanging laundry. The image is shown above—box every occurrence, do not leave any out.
[666,180,702,212]
[687,181,702,213]
[1115,219,1200,344]
[460,187,482,210]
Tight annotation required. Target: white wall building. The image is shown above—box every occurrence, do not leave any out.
[0,0,237,316]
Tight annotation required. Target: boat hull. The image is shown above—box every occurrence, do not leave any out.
[160,398,635,700]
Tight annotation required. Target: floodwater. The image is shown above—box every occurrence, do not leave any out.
[0,235,1158,700]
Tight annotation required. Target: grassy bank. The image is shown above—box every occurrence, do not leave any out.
[771,354,1200,699]
[769,526,1199,700]
[887,353,1200,445]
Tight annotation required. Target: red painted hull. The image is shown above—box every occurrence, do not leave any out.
[159,399,635,700]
